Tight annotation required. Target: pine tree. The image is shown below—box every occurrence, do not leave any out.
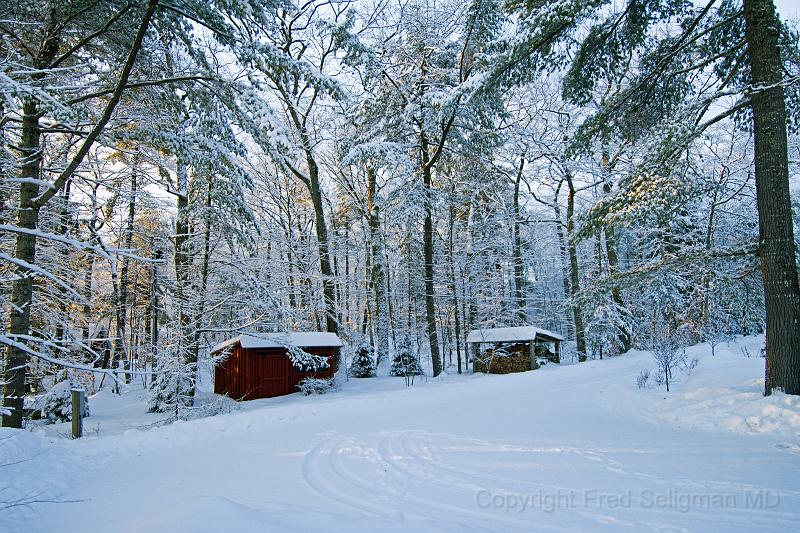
[390,337,424,381]
[350,340,377,378]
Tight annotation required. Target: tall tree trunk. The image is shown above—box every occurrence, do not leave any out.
[107,252,123,392]
[84,183,102,365]
[333,229,344,330]
[82,251,94,349]
[129,277,139,376]
[744,0,800,395]
[512,156,526,324]
[552,185,574,338]
[601,146,632,353]
[307,156,338,335]
[448,187,463,374]
[340,236,348,324]
[188,176,213,381]
[604,223,631,351]
[420,134,442,376]
[54,180,73,345]
[405,228,414,332]
[386,251,397,349]
[149,246,162,388]
[117,161,138,383]
[174,162,194,404]
[367,167,389,366]
[701,180,721,324]
[2,13,60,422]
[0,101,6,226]
[362,249,370,337]
[464,198,477,373]
[565,173,587,361]
[2,99,42,428]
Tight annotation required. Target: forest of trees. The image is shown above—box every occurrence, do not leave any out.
[1,0,798,427]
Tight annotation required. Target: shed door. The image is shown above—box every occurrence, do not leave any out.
[251,354,290,399]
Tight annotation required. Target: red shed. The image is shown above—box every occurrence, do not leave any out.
[212,332,342,400]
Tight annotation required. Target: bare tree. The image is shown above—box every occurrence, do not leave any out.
[649,325,686,393]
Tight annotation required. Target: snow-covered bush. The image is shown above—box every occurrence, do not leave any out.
[652,367,665,387]
[298,377,338,396]
[40,381,89,423]
[636,370,650,389]
[148,342,238,422]
[148,347,195,414]
[179,394,241,420]
[390,338,423,386]
[390,339,423,377]
[350,341,376,378]
[702,309,734,357]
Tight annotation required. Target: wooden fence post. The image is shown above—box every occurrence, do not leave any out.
[71,388,84,439]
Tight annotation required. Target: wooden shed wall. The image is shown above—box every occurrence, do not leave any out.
[214,346,337,400]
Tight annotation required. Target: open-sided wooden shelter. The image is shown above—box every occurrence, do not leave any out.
[466,326,564,374]
[212,332,342,400]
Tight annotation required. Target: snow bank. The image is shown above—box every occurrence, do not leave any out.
[0,429,76,513]
[652,374,800,443]
[634,335,800,445]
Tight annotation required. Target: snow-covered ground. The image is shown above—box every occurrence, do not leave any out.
[2,335,799,532]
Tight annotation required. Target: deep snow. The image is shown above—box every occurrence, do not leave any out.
[1,335,798,532]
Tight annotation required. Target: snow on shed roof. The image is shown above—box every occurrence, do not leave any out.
[212,332,343,353]
[466,325,564,344]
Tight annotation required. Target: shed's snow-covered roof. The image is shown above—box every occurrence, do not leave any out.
[212,332,343,353]
[466,325,564,344]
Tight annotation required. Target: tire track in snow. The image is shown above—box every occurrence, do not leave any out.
[387,431,643,531]
[403,431,800,530]
[409,432,800,499]
[393,432,799,530]
[301,434,404,521]
[376,434,570,531]
[400,431,591,494]
[302,432,575,531]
